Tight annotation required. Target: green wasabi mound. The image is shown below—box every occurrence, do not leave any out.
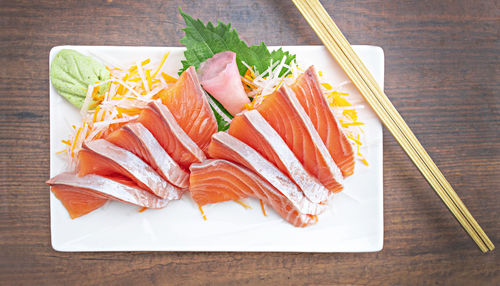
[50,49,110,108]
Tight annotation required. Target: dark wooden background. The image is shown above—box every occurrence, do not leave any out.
[1,0,498,285]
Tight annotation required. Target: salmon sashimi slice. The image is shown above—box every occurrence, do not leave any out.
[256,85,344,193]
[159,66,217,150]
[137,101,206,169]
[47,172,171,211]
[190,159,317,227]
[207,132,326,215]
[50,185,107,219]
[78,139,183,200]
[106,122,189,189]
[290,66,355,177]
[228,110,331,203]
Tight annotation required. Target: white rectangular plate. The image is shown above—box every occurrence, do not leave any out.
[50,45,384,252]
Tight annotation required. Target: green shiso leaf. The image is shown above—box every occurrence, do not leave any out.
[206,93,233,131]
[178,8,295,76]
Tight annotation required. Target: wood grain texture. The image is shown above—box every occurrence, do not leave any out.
[0,0,498,285]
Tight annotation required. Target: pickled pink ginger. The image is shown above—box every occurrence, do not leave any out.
[197,51,250,115]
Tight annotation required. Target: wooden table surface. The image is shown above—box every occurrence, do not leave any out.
[1,0,498,284]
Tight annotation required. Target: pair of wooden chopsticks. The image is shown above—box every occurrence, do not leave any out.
[292,0,494,252]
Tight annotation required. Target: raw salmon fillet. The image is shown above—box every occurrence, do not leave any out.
[228,110,330,203]
[106,122,189,189]
[290,66,355,177]
[78,139,182,200]
[47,172,172,211]
[137,101,205,169]
[207,132,326,215]
[50,185,107,219]
[190,159,317,227]
[256,85,344,193]
[159,66,217,150]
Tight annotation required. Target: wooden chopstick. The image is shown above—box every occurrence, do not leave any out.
[302,0,495,253]
[295,0,494,253]
[292,0,494,252]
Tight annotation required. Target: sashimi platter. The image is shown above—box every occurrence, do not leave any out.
[49,10,384,252]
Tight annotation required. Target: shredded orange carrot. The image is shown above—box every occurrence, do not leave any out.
[116,84,125,96]
[138,207,147,213]
[121,74,129,82]
[321,82,333,90]
[61,139,71,146]
[346,134,362,146]
[127,69,139,79]
[244,102,253,111]
[151,92,161,100]
[259,200,267,216]
[92,106,101,123]
[249,66,255,78]
[246,90,265,110]
[340,121,365,127]
[328,94,352,107]
[272,76,286,93]
[128,58,150,72]
[161,72,177,83]
[332,91,349,96]
[90,86,100,100]
[55,149,67,154]
[146,69,152,90]
[235,200,252,209]
[342,109,358,121]
[116,107,142,116]
[106,66,122,72]
[89,100,101,109]
[95,130,104,140]
[71,127,82,152]
[244,67,256,79]
[355,141,369,166]
[153,52,170,78]
[241,76,258,90]
[198,204,207,221]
